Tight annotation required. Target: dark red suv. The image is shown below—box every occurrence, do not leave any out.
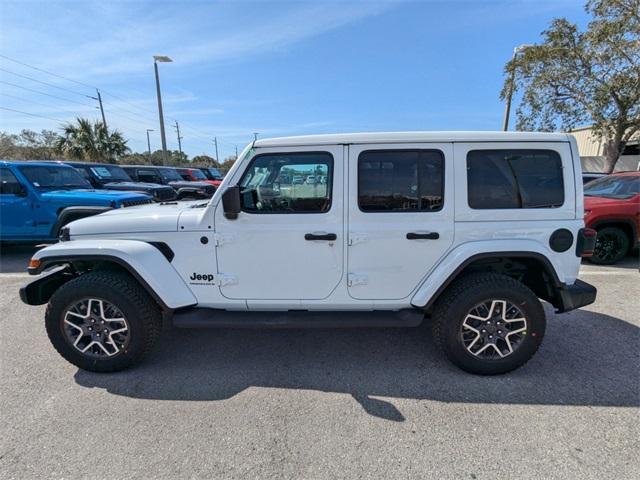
[584,171,639,264]
[175,167,221,188]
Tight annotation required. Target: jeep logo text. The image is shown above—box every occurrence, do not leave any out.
[190,273,215,282]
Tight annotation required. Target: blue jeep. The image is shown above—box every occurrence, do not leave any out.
[0,161,153,242]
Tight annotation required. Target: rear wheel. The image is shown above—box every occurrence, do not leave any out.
[432,273,546,375]
[590,226,629,265]
[45,270,162,372]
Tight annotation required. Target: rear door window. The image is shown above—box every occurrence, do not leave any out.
[358,150,444,212]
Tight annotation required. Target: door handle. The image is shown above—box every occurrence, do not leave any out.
[305,232,337,241]
[406,232,439,240]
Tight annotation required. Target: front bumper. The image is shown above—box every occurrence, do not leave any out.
[556,279,597,313]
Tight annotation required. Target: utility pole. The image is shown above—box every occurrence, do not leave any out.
[87,89,108,133]
[253,132,259,142]
[235,145,238,158]
[173,121,183,154]
[153,55,172,165]
[502,45,532,131]
[146,129,154,159]
[96,89,107,132]
[214,137,219,163]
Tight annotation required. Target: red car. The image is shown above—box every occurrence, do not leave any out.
[175,167,221,188]
[584,171,640,264]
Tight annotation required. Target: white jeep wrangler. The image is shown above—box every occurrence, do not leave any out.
[20,132,597,375]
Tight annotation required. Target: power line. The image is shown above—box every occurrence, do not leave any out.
[0,106,67,123]
[0,80,94,108]
[0,91,86,114]
[0,53,96,89]
[0,67,91,98]
[0,54,158,124]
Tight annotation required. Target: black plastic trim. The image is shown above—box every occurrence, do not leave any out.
[19,265,72,305]
[556,279,597,312]
[27,254,183,310]
[173,308,425,329]
[419,251,563,311]
[148,242,175,261]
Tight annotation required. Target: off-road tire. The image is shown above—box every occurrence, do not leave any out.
[432,272,546,375]
[45,270,162,372]
[589,226,629,265]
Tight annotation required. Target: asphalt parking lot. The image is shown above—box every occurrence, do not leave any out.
[0,246,638,479]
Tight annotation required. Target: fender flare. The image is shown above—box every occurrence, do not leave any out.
[590,218,638,244]
[410,240,566,309]
[51,206,112,237]
[26,239,197,310]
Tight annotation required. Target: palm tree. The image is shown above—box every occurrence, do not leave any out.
[55,118,129,163]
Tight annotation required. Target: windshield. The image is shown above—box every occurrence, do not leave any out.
[90,165,131,181]
[584,175,640,199]
[158,168,183,181]
[205,167,223,180]
[19,165,92,190]
[188,169,207,180]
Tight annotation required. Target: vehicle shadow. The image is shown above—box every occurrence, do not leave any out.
[581,254,639,270]
[74,308,639,421]
[0,244,43,273]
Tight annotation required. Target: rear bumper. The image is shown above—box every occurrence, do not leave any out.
[556,279,597,313]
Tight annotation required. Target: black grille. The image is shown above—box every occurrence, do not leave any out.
[155,188,177,201]
[122,198,154,208]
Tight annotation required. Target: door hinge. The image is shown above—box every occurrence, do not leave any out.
[217,274,238,287]
[347,273,369,287]
[214,233,235,246]
[348,232,368,246]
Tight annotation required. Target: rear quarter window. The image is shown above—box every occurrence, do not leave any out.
[467,149,564,209]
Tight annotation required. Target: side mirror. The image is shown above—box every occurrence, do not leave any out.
[222,185,241,220]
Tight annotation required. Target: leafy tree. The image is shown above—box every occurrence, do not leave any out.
[55,118,129,163]
[0,129,60,160]
[118,152,149,165]
[502,0,640,172]
[219,155,238,173]
[191,155,217,166]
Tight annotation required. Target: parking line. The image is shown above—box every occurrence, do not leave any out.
[580,271,638,276]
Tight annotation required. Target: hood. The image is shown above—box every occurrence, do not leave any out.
[68,201,201,236]
[41,189,150,202]
[103,181,165,190]
[584,195,629,208]
[168,180,214,189]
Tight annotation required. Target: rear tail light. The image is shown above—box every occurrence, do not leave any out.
[576,228,597,257]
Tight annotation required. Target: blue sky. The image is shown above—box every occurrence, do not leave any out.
[0,0,589,159]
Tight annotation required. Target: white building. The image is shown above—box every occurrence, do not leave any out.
[569,125,639,172]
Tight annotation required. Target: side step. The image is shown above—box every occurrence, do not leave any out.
[172,308,425,329]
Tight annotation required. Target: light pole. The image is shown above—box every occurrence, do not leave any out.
[153,55,172,164]
[146,129,154,159]
[502,44,533,131]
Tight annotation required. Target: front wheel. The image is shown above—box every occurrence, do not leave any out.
[432,273,546,375]
[45,270,162,372]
